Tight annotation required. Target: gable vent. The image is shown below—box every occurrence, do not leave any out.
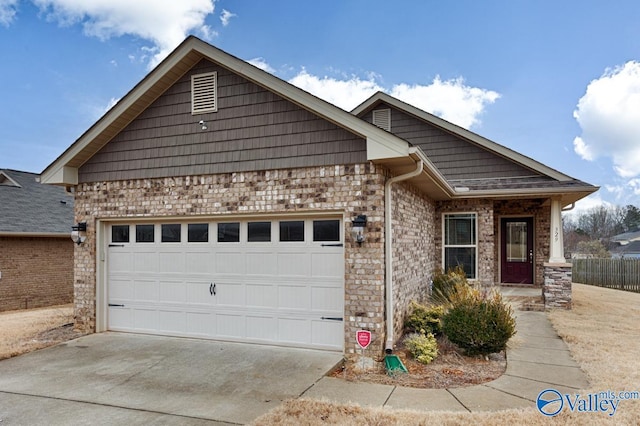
[191,72,218,114]
[372,108,391,131]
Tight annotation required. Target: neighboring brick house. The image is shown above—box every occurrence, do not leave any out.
[41,37,598,354]
[0,169,74,311]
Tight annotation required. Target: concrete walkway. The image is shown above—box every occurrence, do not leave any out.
[301,289,590,412]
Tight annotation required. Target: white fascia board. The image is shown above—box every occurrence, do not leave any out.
[41,165,78,186]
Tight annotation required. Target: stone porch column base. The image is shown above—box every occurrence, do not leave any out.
[543,262,572,310]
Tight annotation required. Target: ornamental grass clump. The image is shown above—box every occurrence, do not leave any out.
[430,266,470,306]
[442,289,516,356]
[404,301,445,336]
[404,332,438,364]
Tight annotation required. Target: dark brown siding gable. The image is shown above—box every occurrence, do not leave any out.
[362,105,542,181]
[79,60,367,183]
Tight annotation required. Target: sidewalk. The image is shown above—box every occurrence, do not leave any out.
[300,290,589,412]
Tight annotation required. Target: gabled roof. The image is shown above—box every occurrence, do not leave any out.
[0,169,74,236]
[40,36,413,187]
[353,92,572,181]
[40,36,597,206]
[352,91,598,205]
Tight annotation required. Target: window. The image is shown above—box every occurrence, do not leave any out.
[161,224,181,243]
[313,220,340,242]
[443,213,477,279]
[218,222,239,242]
[188,223,209,242]
[112,225,130,243]
[279,221,304,242]
[248,221,271,242]
[191,72,217,114]
[136,225,154,243]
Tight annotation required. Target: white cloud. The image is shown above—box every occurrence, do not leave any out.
[287,69,499,129]
[32,0,216,68]
[390,77,500,129]
[288,69,383,111]
[247,57,275,74]
[0,0,18,26]
[220,9,235,27]
[573,61,640,178]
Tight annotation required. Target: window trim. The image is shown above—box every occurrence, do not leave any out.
[442,212,478,280]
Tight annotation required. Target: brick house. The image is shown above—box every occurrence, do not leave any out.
[41,37,597,354]
[0,169,74,311]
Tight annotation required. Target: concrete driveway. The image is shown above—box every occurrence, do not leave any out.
[0,332,343,425]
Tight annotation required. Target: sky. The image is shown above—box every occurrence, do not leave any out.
[1,1,640,213]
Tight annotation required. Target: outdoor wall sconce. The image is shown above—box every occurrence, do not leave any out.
[351,215,367,245]
[71,222,87,245]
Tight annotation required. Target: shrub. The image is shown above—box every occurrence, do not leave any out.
[404,332,438,364]
[431,266,470,305]
[442,289,516,356]
[404,301,445,336]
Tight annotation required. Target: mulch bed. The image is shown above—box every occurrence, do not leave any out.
[330,335,506,388]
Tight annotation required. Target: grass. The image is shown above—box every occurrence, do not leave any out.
[252,284,640,425]
[0,304,74,360]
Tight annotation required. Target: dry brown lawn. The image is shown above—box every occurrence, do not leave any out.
[0,304,80,360]
[252,284,640,425]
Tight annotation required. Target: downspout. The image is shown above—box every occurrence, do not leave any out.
[385,157,423,353]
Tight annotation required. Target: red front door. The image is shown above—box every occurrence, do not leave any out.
[501,218,534,284]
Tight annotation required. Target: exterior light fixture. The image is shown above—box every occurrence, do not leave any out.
[351,214,367,245]
[71,222,87,245]
[198,120,208,130]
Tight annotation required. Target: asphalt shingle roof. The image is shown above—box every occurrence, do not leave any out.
[0,169,74,234]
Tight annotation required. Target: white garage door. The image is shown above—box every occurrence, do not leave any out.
[106,218,344,350]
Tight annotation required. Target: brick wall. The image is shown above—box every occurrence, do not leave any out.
[390,181,436,347]
[435,199,496,285]
[0,236,74,311]
[74,164,388,353]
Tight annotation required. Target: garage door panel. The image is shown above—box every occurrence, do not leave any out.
[109,278,134,300]
[108,217,344,350]
[133,308,158,331]
[134,251,158,273]
[277,252,310,276]
[133,280,158,302]
[159,280,186,303]
[278,285,310,310]
[158,310,186,334]
[278,318,310,345]
[186,311,214,336]
[216,313,245,338]
[311,320,343,347]
[110,251,133,272]
[185,251,213,274]
[215,252,245,274]
[245,283,277,308]
[246,316,277,341]
[158,252,185,273]
[108,307,131,329]
[246,252,277,275]
[186,281,213,305]
[215,281,245,307]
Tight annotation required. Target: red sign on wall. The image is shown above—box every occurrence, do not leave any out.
[356,330,372,349]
